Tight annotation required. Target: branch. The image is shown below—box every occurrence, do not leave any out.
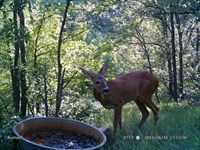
[129,42,165,48]
[63,70,78,89]
[62,29,88,41]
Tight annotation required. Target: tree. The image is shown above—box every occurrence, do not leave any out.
[7,0,28,116]
[170,10,178,102]
[137,0,200,101]
[175,14,184,99]
[18,0,28,117]
[55,0,71,117]
[12,0,21,113]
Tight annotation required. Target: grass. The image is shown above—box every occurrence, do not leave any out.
[94,102,200,150]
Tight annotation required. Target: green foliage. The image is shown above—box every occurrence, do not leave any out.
[0,71,13,116]
[60,97,101,123]
[184,52,200,103]
[0,115,22,150]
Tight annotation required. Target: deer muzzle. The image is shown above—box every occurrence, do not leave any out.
[103,87,110,94]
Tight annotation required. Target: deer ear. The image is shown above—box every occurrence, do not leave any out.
[99,61,109,75]
[80,68,95,80]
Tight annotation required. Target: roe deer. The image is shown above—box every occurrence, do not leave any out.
[81,61,159,139]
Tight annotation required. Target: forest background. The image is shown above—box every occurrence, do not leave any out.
[0,0,200,149]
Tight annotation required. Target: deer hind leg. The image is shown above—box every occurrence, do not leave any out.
[144,98,159,127]
[135,99,149,128]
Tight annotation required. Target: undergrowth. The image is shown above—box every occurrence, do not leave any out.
[95,102,200,150]
[0,102,199,150]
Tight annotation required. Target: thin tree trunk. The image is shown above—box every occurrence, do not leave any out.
[161,15,173,99]
[27,0,32,12]
[170,11,178,102]
[134,29,160,103]
[34,10,46,114]
[55,0,71,117]
[196,28,199,53]
[167,49,173,99]
[18,1,28,117]
[135,29,153,73]
[175,14,184,99]
[43,66,48,117]
[12,0,20,113]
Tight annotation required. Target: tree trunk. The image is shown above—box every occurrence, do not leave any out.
[170,11,178,102]
[43,66,48,116]
[12,0,20,113]
[196,28,199,53]
[161,15,173,100]
[134,29,153,73]
[18,1,28,117]
[134,29,160,103]
[175,14,184,99]
[55,0,71,117]
[33,10,46,114]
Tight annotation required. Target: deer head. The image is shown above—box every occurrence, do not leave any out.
[81,61,110,94]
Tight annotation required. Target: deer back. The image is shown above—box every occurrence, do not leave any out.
[93,71,158,108]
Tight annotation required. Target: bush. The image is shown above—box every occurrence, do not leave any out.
[60,96,101,124]
[0,115,22,150]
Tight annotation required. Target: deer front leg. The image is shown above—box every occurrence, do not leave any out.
[113,107,122,139]
[119,109,122,129]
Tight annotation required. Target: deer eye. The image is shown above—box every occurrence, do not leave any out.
[95,81,100,84]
